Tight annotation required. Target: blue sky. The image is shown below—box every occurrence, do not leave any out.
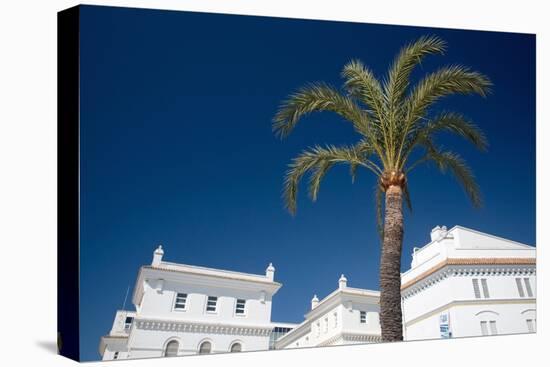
[78,5,535,361]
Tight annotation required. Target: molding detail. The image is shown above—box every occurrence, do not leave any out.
[342,333,382,343]
[134,318,272,336]
[317,332,381,347]
[401,259,536,298]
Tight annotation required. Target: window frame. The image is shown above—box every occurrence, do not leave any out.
[516,278,525,297]
[124,316,134,330]
[316,321,320,337]
[480,321,489,336]
[523,278,534,297]
[472,278,481,299]
[199,340,212,354]
[164,340,179,357]
[526,318,536,332]
[360,310,367,324]
[173,292,188,311]
[205,296,218,314]
[489,320,497,335]
[480,278,490,298]
[235,298,246,316]
[230,342,242,353]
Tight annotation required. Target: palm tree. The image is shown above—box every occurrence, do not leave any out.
[272,35,491,342]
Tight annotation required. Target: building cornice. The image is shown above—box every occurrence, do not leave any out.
[317,332,382,347]
[341,332,383,343]
[145,265,282,287]
[401,258,536,291]
[133,317,273,337]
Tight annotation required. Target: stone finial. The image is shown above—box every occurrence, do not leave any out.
[430,225,448,242]
[152,245,164,266]
[311,294,319,310]
[266,263,275,281]
[339,274,347,290]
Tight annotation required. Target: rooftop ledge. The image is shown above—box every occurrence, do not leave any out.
[141,262,282,288]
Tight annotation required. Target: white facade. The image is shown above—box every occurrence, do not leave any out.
[401,225,536,340]
[100,225,536,359]
[99,246,294,360]
[275,275,382,349]
[278,225,536,349]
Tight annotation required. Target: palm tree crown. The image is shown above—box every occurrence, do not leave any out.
[273,35,491,229]
[273,35,491,342]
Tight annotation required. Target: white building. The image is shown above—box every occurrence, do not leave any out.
[100,225,536,359]
[278,225,536,349]
[274,275,382,349]
[99,246,295,360]
[401,225,536,340]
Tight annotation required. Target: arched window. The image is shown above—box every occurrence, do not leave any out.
[230,343,242,352]
[475,310,499,336]
[164,340,179,357]
[199,341,212,354]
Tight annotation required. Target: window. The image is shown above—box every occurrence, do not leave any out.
[230,343,242,352]
[324,317,329,333]
[480,279,490,298]
[360,311,367,324]
[269,327,293,349]
[526,319,536,332]
[472,279,481,299]
[316,321,320,337]
[524,278,533,297]
[206,296,218,313]
[113,351,119,360]
[333,312,338,328]
[489,320,497,335]
[174,293,187,310]
[480,321,489,336]
[516,278,525,297]
[473,278,490,298]
[199,341,212,354]
[235,299,246,315]
[164,340,179,357]
[124,316,134,330]
[480,320,497,336]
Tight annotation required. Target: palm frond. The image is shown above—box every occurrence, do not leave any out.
[342,59,386,122]
[341,60,390,164]
[350,161,359,183]
[403,183,413,212]
[272,82,370,138]
[419,112,488,151]
[426,147,482,208]
[404,65,492,126]
[385,35,447,111]
[283,145,381,214]
[309,159,334,202]
[400,112,488,170]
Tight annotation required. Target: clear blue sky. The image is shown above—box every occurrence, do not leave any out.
[78,5,535,361]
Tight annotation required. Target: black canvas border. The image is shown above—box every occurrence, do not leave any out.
[57,5,80,362]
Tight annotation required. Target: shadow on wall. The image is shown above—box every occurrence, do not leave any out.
[35,340,58,355]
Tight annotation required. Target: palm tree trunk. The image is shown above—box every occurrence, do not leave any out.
[379,184,404,341]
